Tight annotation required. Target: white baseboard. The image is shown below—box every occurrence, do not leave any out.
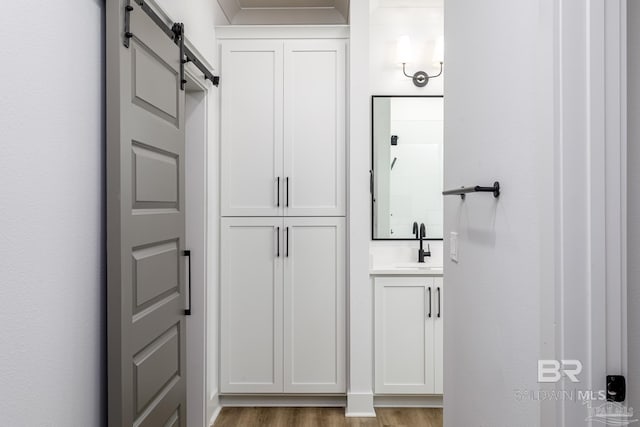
[219,394,347,407]
[207,392,221,427]
[374,394,443,408]
[346,392,376,417]
[208,405,222,427]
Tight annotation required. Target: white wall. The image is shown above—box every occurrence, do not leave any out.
[628,0,640,416]
[370,4,443,96]
[347,0,376,416]
[213,2,232,26]
[156,0,219,63]
[0,1,105,425]
[369,3,444,263]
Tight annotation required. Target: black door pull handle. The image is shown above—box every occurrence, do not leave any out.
[437,287,441,318]
[276,227,280,258]
[286,177,289,207]
[428,287,432,318]
[286,227,289,257]
[183,250,192,316]
[277,177,280,207]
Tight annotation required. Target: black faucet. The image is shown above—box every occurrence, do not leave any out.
[413,222,431,263]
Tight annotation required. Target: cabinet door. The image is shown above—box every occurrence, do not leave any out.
[374,277,435,394]
[221,41,284,216]
[283,40,346,216]
[283,217,346,392]
[434,277,444,394]
[220,218,284,393]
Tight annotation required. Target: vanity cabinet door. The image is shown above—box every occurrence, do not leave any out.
[220,218,284,393]
[220,41,284,217]
[283,40,346,217]
[434,277,444,394]
[283,217,346,392]
[374,277,436,394]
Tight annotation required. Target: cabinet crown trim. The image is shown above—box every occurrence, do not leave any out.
[216,25,350,40]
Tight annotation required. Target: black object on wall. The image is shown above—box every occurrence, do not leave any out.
[606,375,626,402]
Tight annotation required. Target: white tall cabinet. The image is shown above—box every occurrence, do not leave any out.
[284,218,345,393]
[219,38,347,394]
[220,218,284,393]
[220,40,283,217]
[283,41,346,217]
[221,39,346,217]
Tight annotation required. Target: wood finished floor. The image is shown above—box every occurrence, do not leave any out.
[213,407,443,427]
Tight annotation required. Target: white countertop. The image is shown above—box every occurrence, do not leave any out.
[369,264,444,276]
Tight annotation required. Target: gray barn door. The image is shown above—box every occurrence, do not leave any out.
[107,2,187,426]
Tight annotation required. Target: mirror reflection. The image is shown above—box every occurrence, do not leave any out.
[372,96,443,240]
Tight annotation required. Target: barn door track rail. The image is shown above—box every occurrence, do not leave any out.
[123,0,220,88]
[442,181,501,200]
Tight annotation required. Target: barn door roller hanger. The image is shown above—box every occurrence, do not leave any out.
[123,0,220,88]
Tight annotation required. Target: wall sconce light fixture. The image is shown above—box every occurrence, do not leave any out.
[397,35,444,87]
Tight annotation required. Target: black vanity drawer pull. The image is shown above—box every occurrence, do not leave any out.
[276,227,280,258]
[428,287,432,318]
[437,287,441,318]
[277,177,280,207]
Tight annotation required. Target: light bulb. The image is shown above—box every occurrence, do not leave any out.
[397,35,413,64]
[432,35,444,64]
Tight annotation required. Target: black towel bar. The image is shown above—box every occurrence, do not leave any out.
[443,181,500,199]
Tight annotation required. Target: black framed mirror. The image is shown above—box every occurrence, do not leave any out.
[371,95,444,240]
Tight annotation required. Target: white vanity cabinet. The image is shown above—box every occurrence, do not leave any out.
[374,276,444,395]
[220,217,346,393]
[220,39,346,217]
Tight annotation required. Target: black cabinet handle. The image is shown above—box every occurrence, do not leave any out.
[370,170,376,202]
[370,171,376,202]
[428,287,432,318]
[277,177,280,207]
[437,287,441,318]
[286,227,289,257]
[276,227,280,258]
[183,250,192,316]
[286,177,289,207]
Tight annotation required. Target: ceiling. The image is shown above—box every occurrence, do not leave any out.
[217,0,350,25]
